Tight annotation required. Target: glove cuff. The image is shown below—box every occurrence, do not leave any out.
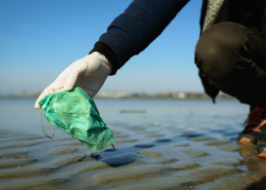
[92,52,112,75]
[89,42,119,75]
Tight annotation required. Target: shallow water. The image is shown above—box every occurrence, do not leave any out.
[1,98,266,189]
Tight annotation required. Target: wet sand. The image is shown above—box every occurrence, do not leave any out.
[1,125,266,190]
[1,99,266,189]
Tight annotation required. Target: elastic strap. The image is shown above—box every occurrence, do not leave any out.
[38,109,54,139]
[112,144,116,152]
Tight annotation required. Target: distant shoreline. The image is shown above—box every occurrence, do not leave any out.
[0,94,234,100]
[0,91,235,100]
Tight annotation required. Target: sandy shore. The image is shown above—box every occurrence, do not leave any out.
[0,123,266,190]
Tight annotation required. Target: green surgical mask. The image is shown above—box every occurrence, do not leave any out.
[38,87,115,151]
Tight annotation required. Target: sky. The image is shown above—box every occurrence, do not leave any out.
[0,0,203,94]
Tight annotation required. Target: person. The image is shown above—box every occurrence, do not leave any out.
[35,0,266,158]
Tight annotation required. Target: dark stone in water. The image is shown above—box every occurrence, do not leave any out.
[99,153,139,167]
[134,144,154,148]
[155,139,172,143]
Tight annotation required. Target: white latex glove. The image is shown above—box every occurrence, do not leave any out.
[35,52,111,109]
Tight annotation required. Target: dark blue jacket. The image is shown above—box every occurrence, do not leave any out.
[91,0,190,73]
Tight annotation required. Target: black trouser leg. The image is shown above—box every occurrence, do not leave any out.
[195,22,266,106]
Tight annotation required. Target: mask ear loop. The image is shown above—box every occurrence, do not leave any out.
[112,144,116,152]
[38,109,54,139]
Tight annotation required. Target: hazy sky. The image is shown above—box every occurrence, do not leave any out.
[0,0,203,94]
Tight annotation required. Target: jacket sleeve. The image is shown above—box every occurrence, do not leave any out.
[90,0,190,75]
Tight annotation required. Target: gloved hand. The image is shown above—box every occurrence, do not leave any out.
[34,52,111,109]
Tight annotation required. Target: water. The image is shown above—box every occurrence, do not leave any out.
[0,98,249,151]
[0,98,248,135]
[3,98,266,190]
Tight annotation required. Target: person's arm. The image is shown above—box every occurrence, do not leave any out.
[90,0,190,75]
[35,0,189,109]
